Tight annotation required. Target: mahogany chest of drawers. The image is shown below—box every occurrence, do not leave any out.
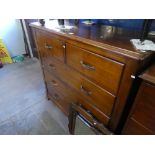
[30,21,154,133]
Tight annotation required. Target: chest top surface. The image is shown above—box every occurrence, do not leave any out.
[30,20,155,61]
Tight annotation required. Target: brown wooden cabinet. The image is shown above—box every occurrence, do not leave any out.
[30,20,154,133]
[122,64,155,134]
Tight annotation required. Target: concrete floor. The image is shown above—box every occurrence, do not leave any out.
[0,58,69,135]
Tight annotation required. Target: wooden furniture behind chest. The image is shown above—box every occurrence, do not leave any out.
[122,64,155,134]
[30,21,154,133]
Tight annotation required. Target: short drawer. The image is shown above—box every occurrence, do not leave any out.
[66,43,124,95]
[43,58,116,118]
[47,84,71,115]
[36,31,65,63]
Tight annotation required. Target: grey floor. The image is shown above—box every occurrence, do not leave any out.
[0,58,69,135]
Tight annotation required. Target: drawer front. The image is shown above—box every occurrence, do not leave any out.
[44,70,77,115]
[66,43,124,95]
[47,84,71,115]
[75,77,115,117]
[43,58,115,118]
[36,31,65,63]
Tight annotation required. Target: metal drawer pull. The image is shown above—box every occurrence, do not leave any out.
[49,64,56,70]
[80,85,92,96]
[51,80,58,86]
[80,61,95,70]
[44,43,53,49]
[53,93,59,100]
[131,75,136,79]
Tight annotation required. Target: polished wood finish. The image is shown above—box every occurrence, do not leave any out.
[30,21,154,60]
[30,20,154,133]
[122,64,155,134]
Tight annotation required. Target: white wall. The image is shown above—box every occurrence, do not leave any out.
[0,19,25,57]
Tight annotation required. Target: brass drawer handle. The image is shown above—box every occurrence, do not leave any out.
[44,43,53,49]
[50,80,58,86]
[49,64,56,70]
[80,61,95,70]
[80,85,92,96]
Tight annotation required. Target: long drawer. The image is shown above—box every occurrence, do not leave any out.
[66,43,124,95]
[43,58,115,118]
[36,30,65,64]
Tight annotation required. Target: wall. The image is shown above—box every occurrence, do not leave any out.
[0,19,25,57]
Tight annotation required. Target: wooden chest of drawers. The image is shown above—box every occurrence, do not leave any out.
[30,21,154,133]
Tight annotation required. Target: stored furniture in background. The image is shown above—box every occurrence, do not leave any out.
[24,19,38,58]
[122,64,155,134]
